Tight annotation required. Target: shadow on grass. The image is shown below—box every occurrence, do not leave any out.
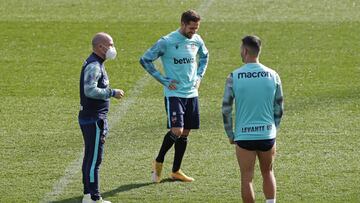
[160,178,179,183]
[51,182,154,203]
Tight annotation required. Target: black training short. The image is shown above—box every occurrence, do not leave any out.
[236,139,275,151]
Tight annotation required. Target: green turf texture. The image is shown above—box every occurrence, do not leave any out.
[0,0,359,202]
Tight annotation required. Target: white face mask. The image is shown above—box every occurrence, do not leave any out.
[105,46,117,60]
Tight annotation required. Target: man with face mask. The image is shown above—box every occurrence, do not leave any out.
[79,32,124,203]
[140,10,209,183]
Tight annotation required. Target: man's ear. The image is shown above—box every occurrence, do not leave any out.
[242,47,247,55]
[180,21,185,28]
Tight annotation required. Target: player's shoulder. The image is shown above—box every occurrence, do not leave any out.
[86,61,101,68]
[192,33,205,44]
[259,64,281,83]
[84,61,101,73]
[159,31,180,46]
[233,64,248,73]
[228,66,242,79]
[261,64,279,76]
[162,30,178,41]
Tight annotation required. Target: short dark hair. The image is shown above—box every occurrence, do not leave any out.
[242,35,262,56]
[181,10,201,24]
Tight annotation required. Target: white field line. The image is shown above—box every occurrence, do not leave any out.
[198,0,214,19]
[41,0,214,201]
[41,155,84,203]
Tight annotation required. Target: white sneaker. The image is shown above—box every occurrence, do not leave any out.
[82,193,111,203]
[82,194,92,203]
[95,197,111,203]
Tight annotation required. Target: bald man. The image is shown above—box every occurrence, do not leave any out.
[79,32,124,203]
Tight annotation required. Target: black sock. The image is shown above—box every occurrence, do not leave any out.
[155,131,177,163]
[91,193,100,201]
[172,136,188,172]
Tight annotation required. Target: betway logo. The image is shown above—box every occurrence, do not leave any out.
[173,57,195,64]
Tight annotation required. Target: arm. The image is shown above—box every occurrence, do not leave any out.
[139,38,173,87]
[222,73,235,142]
[196,40,209,79]
[83,62,114,100]
[274,73,284,128]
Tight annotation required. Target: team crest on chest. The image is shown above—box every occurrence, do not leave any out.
[171,112,177,124]
[185,43,197,51]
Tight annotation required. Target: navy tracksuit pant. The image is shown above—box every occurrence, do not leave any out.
[79,118,108,200]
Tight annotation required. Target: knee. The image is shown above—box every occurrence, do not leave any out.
[181,134,189,138]
[171,128,183,137]
[261,169,274,179]
[241,171,254,183]
[180,129,190,137]
[259,161,274,174]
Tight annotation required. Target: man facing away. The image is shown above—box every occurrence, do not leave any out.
[79,32,124,203]
[140,10,209,183]
[222,35,284,203]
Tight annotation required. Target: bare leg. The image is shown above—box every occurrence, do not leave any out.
[236,145,257,203]
[257,143,276,200]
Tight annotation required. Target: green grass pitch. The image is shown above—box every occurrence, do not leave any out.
[0,0,359,202]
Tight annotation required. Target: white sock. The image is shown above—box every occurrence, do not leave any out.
[266,199,276,203]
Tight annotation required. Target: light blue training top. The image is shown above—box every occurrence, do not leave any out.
[222,63,284,141]
[140,29,209,98]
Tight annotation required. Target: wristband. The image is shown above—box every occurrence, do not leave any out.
[110,89,115,97]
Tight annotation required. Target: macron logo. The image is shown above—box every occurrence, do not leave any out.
[238,71,270,79]
[173,57,195,64]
